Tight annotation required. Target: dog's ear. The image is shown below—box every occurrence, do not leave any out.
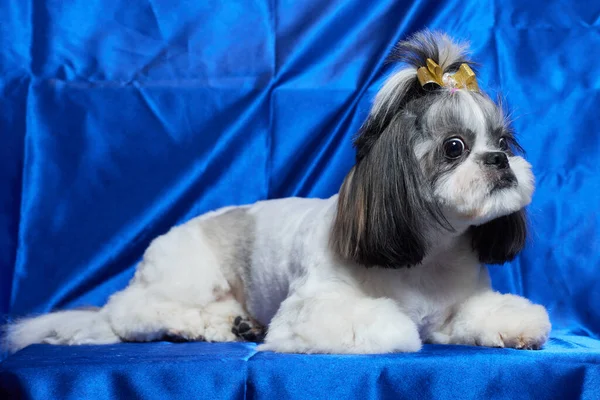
[330,112,449,268]
[470,210,527,264]
[330,30,474,268]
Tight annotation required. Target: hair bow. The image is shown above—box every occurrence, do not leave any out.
[417,58,479,91]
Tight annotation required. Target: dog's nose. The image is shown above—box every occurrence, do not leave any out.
[483,152,509,169]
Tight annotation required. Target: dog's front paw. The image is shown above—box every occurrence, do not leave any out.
[258,295,422,354]
[450,292,551,350]
[469,306,550,350]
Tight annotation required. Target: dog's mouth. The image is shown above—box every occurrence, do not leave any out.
[490,172,517,193]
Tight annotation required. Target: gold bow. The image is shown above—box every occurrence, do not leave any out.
[417,58,479,91]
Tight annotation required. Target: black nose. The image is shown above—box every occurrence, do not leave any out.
[483,152,509,169]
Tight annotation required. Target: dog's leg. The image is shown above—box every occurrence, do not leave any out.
[102,215,251,344]
[431,291,551,349]
[104,286,247,343]
[258,287,421,354]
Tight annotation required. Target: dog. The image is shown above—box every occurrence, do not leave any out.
[2,30,551,354]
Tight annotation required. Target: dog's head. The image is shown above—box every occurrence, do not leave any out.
[331,30,533,268]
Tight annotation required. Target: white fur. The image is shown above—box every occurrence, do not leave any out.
[435,33,469,70]
[2,33,551,355]
[438,291,551,349]
[372,67,418,120]
[3,309,119,350]
[3,192,550,354]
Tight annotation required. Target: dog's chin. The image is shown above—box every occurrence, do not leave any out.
[476,185,531,225]
[489,173,518,194]
[443,183,532,228]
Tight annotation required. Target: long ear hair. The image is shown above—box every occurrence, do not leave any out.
[470,210,527,264]
[329,30,471,268]
[330,112,451,268]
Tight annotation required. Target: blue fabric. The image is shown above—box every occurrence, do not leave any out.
[1,0,599,398]
[2,335,600,399]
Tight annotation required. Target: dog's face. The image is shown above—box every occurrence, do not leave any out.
[412,91,534,226]
[331,31,532,269]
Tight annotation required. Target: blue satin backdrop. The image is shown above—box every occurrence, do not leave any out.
[1,0,599,398]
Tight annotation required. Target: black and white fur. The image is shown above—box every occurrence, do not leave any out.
[2,31,550,354]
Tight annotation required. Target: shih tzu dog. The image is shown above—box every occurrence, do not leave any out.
[3,30,551,354]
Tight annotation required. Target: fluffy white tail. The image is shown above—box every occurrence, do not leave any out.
[2,308,120,353]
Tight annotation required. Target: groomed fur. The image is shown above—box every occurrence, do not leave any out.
[2,30,550,355]
[331,30,527,268]
[2,309,119,350]
[330,112,452,268]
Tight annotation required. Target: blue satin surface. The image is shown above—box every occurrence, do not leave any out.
[1,0,599,398]
[2,336,600,399]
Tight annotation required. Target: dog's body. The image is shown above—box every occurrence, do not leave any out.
[2,31,551,354]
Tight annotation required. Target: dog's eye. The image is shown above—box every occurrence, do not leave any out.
[499,137,509,152]
[443,137,465,159]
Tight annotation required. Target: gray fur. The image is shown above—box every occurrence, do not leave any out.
[202,207,256,305]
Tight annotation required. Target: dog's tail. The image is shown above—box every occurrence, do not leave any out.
[2,308,120,353]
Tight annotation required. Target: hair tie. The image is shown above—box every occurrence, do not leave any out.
[417,58,479,91]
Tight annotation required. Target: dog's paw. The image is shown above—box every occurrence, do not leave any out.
[231,316,266,343]
[450,292,551,350]
[258,296,422,354]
